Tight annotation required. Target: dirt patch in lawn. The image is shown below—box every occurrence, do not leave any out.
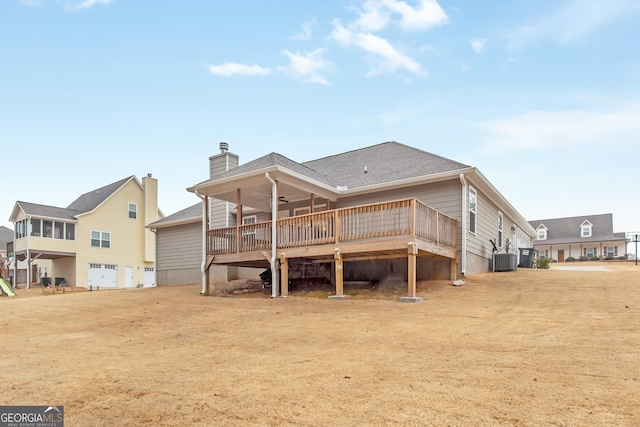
[1,261,639,426]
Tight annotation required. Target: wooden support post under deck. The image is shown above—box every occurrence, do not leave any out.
[280,254,288,297]
[401,242,422,302]
[329,248,345,300]
[203,255,215,296]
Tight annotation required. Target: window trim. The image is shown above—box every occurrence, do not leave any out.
[242,215,257,225]
[468,187,477,235]
[294,204,327,216]
[128,203,137,219]
[91,230,111,248]
[497,211,504,247]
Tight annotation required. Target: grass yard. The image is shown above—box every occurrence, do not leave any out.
[1,262,639,426]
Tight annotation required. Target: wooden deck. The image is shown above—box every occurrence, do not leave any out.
[206,198,458,266]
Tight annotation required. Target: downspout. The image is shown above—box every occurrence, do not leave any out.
[264,172,278,298]
[26,216,31,289]
[11,221,16,288]
[459,174,467,275]
[194,190,207,295]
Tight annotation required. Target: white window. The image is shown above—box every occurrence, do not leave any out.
[537,229,547,240]
[294,204,327,216]
[497,212,504,248]
[605,247,616,258]
[538,250,547,258]
[128,203,137,219]
[91,231,111,248]
[581,221,592,237]
[242,215,257,225]
[242,215,257,237]
[469,187,477,235]
[585,247,595,258]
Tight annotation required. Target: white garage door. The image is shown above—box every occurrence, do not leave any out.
[88,263,118,288]
[143,267,155,287]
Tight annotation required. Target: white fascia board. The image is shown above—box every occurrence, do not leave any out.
[147,216,201,230]
[465,168,537,238]
[75,176,137,219]
[188,165,339,200]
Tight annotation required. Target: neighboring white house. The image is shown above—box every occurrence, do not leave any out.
[529,214,628,262]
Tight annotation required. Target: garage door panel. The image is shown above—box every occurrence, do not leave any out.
[88,263,118,288]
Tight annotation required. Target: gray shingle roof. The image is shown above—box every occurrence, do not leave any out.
[303,141,470,189]
[66,176,134,213]
[14,176,135,222]
[193,141,470,190]
[148,202,202,227]
[529,213,626,245]
[193,152,336,187]
[15,201,80,221]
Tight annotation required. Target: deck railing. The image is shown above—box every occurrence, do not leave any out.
[206,198,457,255]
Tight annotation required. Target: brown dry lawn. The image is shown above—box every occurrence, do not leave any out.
[1,261,639,426]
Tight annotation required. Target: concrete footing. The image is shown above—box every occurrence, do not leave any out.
[400,296,423,303]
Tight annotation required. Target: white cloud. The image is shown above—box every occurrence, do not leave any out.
[352,0,447,32]
[331,21,423,76]
[291,18,318,41]
[503,0,640,50]
[278,48,332,85]
[208,62,273,77]
[476,102,640,152]
[65,0,113,12]
[353,0,392,32]
[470,38,487,54]
[383,0,448,31]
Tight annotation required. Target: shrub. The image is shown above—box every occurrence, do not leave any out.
[565,256,576,262]
[535,257,551,269]
[589,256,600,261]
[605,256,614,260]
[617,256,627,260]
[578,256,588,261]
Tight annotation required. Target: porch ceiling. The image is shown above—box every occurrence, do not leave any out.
[190,168,339,212]
[15,249,76,261]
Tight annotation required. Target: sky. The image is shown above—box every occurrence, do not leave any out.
[1,0,640,248]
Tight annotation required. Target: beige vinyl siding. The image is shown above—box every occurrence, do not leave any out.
[75,179,151,288]
[143,176,159,262]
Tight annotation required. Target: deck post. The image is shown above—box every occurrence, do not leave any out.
[329,248,345,300]
[280,254,288,297]
[401,242,422,302]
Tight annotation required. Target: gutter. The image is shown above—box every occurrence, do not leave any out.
[265,172,278,298]
[194,190,207,295]
[459,174,467,276]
